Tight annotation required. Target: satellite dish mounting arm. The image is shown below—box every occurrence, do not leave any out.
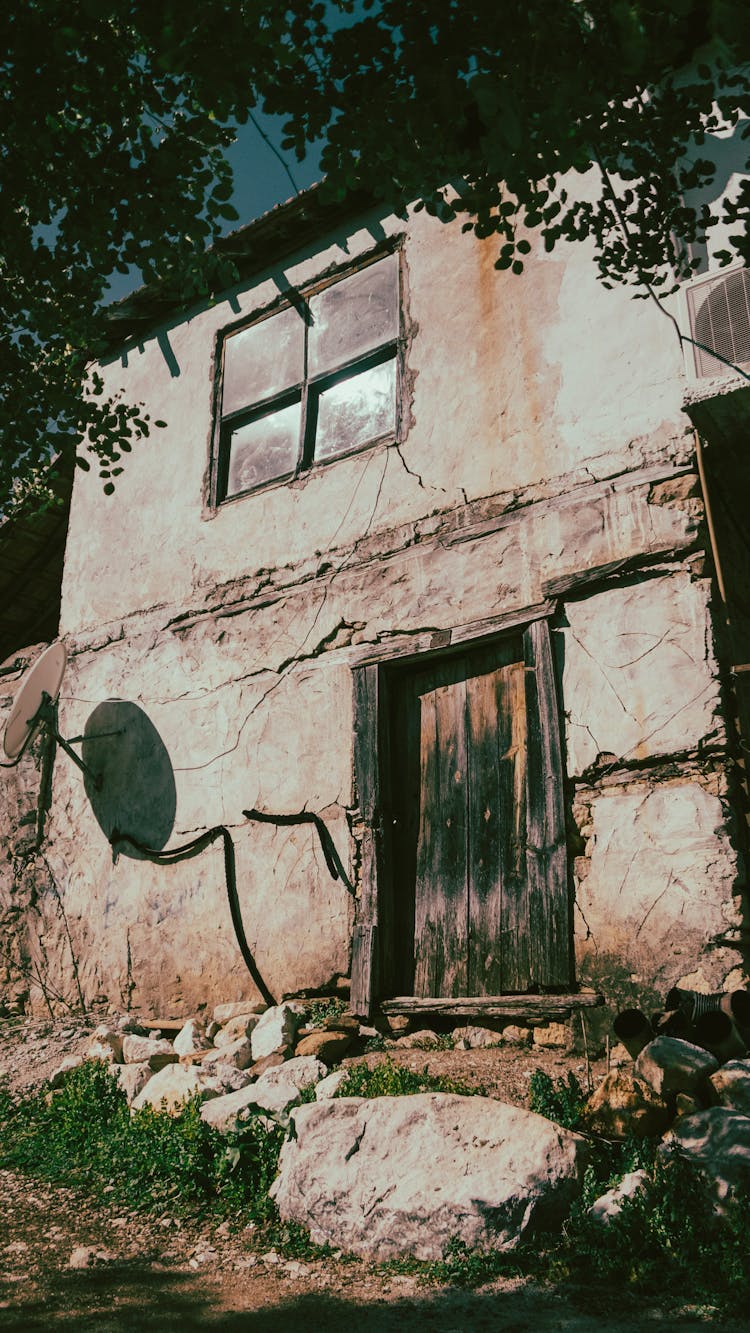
[34,691,103,790]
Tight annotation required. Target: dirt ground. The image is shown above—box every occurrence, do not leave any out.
[0,1016,746,1330]
[1,1167,743,1333]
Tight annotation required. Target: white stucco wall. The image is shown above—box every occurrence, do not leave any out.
[9,198,741,1017]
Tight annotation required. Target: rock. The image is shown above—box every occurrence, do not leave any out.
[200,1082,294,1132]
[131,1064,217,1115]
[533,1022,570,1049]
[198,1064,253,1096]
[674,1091,704,1118]
[248,1052,286,1078]
[609,1043,633,1068]
[87,1041,116,1064]
[580,1070,670,1139]
[173,1018,212,1056]
[709,1060,750,1115]
[590,1170,649,1225]
[258,1056,326,1092]
[295,1031,353,1063]
[322,1014,359,1033]
[113,1061,152,1105]
[451,1026,501,1049]
[121,1034,178,1071]
[200,1035,254,1071]
[113,1014,150,1035]
[386,1016,411,1035]
[214,1014,260,1047]
[665,1108,750,1199]
[271,1094,588,1260]
[635,1036,718,1097]
[394,1029,441,1049]
[501,1026,531,1045]
[357,1025,382,1041]
[68,1246,116,1269]
[251,1004,301,1062]
[48,1055,84,1090]
[88,1025,124,1062]
[315,1070,348,1100]
[213,1000,267,1025]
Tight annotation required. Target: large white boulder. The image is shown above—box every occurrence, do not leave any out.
[121,1034,177,1071]
[271,1094,588,1260]
[257,1056,326,1092]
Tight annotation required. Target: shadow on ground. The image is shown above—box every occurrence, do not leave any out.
[0,1263,742,1333]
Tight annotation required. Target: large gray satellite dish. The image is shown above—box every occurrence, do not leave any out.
[3,641,68,761]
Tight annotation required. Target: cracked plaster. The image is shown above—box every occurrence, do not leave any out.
[561,573,724,775]
[3,198,744,1015]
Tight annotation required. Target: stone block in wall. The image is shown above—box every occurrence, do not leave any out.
[561,573,722,776]
[574,777,741,998]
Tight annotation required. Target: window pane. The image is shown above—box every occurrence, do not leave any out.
[222,304,304,416]
[314,357,396,462]
[226,400,301,495]
[308,254,398,377]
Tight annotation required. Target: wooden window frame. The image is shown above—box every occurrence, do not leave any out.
[211,246,404,505]
[350,609,570,1018]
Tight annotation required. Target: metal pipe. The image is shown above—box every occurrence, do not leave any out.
[613,1008,653,1059]
[693,428,728,607]
[720,989,750,1045]
[691,1009,746,1062]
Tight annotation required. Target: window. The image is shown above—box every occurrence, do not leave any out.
[215,251,400,501]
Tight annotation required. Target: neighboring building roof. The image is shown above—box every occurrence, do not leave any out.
[102,180,374,350]
[0,455,73,665]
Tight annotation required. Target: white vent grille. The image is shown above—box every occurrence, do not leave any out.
[685,267,750,378]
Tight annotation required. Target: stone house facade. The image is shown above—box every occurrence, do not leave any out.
[1,184,748,1028]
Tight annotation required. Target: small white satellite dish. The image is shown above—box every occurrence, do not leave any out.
[3,641,68,761]
[2,641,106,788]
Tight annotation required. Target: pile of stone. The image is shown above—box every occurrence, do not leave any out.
[581,985,750,1208]
[41,999,594,1258]
[50,999,363,1130]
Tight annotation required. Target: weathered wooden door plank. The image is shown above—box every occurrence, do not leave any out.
[523,619,571,987]
[351,664,381,1016]
[413,672,469,997]
[467,658,530,992]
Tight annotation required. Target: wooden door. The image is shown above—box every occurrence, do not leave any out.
[387,630,569,997]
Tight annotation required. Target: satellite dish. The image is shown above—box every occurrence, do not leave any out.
[3,641,68,761]
[2,640,105,788]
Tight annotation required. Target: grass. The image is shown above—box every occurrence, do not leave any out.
[0,1060,282,1225]
[2,1056,750,1314]
[528,1068,587,1129]
[334,1054,482,1098]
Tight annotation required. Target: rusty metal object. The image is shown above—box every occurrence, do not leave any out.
[612,1008,653,1059]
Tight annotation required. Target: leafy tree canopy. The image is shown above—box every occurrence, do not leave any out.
[2,0,749,505]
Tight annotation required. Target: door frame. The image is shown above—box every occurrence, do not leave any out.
[349,603,572,1017]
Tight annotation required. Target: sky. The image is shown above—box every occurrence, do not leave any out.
[105,112,322,304]
[227,112,322,222]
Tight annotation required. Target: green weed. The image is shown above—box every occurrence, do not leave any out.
[528,1068,586,1129]
[303,996,347,1027]
[0,1060,282,1222]
[335,1055,481,1099]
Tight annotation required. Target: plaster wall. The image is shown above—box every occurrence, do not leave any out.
[60,204,689,634]
[6,203,744,1017]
